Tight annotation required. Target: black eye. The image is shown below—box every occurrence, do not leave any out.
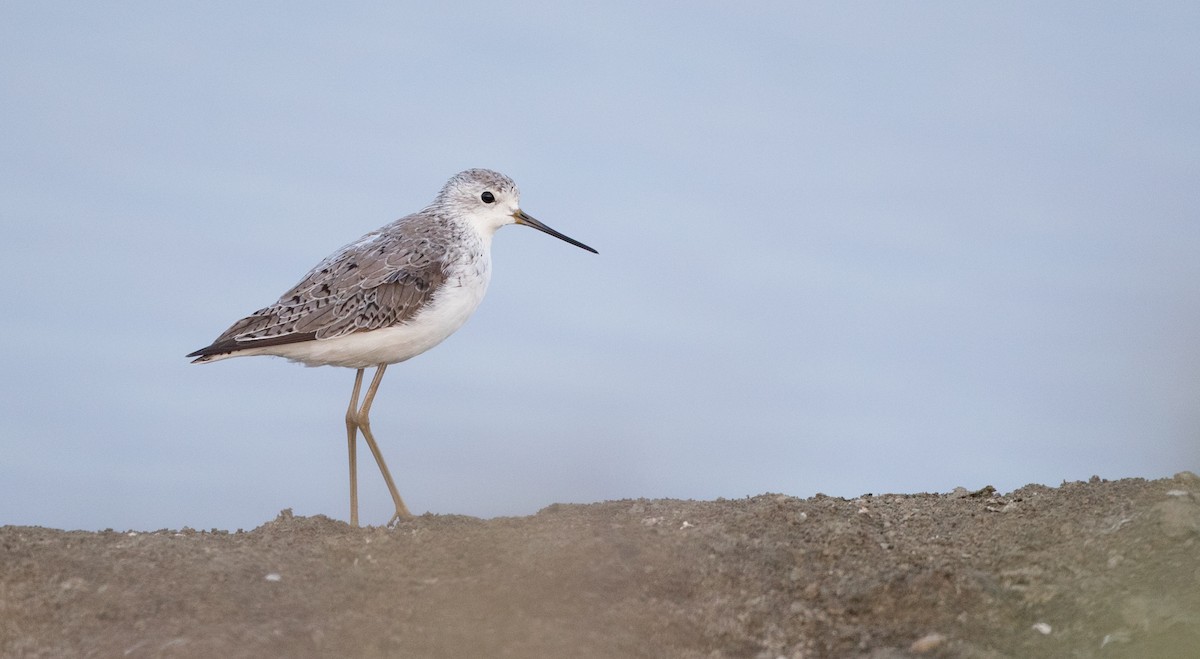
[480,191,495,203]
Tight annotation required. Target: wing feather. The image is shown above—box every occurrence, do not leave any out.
[187,220,456,359]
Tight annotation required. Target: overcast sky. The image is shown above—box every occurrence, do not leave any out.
[3,3,1198,531]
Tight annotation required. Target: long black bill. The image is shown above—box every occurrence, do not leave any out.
[513,210,598,254]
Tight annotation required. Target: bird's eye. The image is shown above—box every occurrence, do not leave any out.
[480,191,495,203]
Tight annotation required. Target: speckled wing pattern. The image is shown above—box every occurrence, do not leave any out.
[188,216,453,361]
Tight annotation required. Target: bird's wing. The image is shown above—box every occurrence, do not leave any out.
[188,226,451,357]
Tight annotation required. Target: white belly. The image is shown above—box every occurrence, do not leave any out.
[238,277,489,369]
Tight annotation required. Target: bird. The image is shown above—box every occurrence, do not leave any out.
[187,169,597,526]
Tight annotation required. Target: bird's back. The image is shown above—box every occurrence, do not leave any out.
[188,210,491,367]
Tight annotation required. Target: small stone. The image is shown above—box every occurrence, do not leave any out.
[1032,622,1052,635]
[968,485,997,498]
[265,572,282,582]
[910,633,946,653]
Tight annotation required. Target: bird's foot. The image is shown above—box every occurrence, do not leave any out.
[387,509,413,527]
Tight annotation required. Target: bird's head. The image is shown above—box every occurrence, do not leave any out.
[436,169,597,254]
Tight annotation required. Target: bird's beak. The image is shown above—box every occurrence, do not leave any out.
[513,210,598,254]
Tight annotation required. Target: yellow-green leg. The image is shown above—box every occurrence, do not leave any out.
[345,368,365,527]
[353,364,412,525]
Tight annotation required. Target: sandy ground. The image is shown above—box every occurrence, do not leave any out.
[2,473,1198,658]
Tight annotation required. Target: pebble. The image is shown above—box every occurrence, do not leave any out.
[909,632,946,653]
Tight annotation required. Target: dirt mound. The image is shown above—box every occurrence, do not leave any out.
[3,474,1198,658]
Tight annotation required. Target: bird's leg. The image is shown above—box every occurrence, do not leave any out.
[357,363,412,525]
[345,368,365,527]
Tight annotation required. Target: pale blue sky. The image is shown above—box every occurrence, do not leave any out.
[2,3,1198,530]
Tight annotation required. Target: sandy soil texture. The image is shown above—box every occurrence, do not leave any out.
[2,473,1198,658]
